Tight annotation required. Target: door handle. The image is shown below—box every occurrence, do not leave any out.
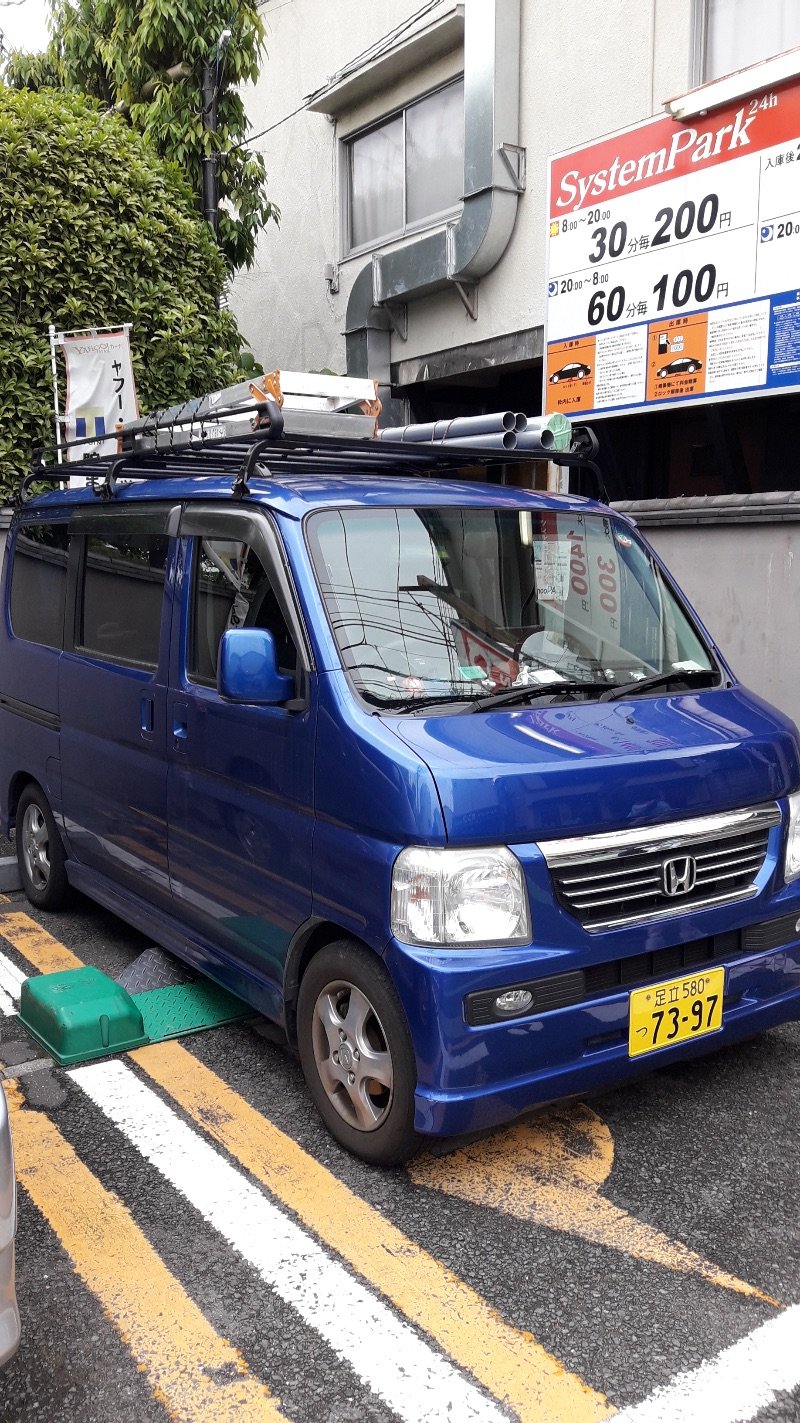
[140,696,154,735]
[172,718,188,743]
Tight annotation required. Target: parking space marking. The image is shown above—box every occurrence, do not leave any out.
[0,911,613,1423]
[7,903,790,1423]
[612,1302,800,1423]
[0,949,25,1003]
[4,1078,287,1423]
[71,1056,514,1423]
[408,1108,776,1303]
[132,1040,612,1423]
[0,908,82,973]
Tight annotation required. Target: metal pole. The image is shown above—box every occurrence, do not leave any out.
[48,324,62,466]
[201,60,219,234]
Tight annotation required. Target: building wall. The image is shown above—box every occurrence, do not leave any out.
[232,0,695,380]
[643,518,800,727]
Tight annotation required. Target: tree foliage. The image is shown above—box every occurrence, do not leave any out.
[0,87,242,501]
[4,0,276,270]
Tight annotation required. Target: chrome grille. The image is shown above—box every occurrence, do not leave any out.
[539,804,781,930]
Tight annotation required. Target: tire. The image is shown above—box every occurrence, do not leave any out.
[297,939,421,1166]
[16,783,69,911]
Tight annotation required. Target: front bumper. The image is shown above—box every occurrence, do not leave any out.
[385,906,800,1138]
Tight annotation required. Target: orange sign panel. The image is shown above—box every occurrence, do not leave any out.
[646,313,709,403]
[545,337,597,415]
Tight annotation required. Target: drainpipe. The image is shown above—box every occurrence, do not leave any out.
[344,0,523,386]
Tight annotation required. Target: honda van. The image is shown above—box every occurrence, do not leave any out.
[2,425,800,1164]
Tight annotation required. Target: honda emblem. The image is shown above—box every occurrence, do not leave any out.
[662,855,697,897]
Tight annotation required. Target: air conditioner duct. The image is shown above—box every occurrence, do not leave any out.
[345,0,523,392]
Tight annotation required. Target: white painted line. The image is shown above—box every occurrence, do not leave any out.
[71,1059,508,1423]
[0,983,15,1017]
[613,1302,800,1423]
[0,951,25,1001]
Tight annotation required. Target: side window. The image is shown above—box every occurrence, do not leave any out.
[78,530,169,668]
[9,523,70,649]
[190,539,297,685]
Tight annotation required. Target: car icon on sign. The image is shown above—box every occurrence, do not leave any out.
[549,362,591,383]
[657,357,703,378]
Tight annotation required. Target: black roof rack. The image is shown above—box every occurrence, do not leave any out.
[22,414,602,505]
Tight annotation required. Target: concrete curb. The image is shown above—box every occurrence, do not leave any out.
[0,857,21,893]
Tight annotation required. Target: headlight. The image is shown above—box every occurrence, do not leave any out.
[785,791,800,882]
[391,846,530,947]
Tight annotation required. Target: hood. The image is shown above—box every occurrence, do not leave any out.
[389,689,800,843]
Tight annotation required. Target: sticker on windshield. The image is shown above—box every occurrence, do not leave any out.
[533,538,571,603]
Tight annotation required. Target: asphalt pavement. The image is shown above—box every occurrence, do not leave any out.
[0,871,798,1423]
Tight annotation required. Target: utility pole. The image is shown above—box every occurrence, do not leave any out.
[201,28,231,237]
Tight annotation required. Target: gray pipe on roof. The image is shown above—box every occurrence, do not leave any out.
[345,0,522,387]
[379,411,522,442]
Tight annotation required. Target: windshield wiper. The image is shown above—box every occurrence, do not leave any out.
[470,680,609,712]
[366,693,481,715]
[598,668,719,702]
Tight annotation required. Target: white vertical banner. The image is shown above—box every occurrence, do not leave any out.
[62,328,139,461]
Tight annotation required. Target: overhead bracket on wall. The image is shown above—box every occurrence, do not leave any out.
[498,142,526,193]
[384,301,408,341]
[453,279,479,320]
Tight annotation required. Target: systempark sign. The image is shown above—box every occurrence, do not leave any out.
[544,79,800,419]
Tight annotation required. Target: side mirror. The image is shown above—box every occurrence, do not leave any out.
[218,628,295,705]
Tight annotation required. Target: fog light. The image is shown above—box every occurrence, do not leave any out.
[494,988,534,1016]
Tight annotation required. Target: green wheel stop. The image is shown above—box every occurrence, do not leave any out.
[20,967,149,1066]
[18,964,252,1067]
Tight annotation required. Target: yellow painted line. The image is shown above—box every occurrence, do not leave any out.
[131,1041,613,1423]
[0,910,82,973]
[4,1079,287,1423]
[408,1106,778,1306]
[1,904,611,1420]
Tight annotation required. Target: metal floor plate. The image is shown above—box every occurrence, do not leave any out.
[116,947,197,994]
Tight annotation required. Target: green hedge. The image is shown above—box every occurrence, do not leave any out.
[0,87,242,501]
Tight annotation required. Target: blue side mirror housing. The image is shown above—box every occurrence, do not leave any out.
[218,628,295,705]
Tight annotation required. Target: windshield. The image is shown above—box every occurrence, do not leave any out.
[306,505,716,709]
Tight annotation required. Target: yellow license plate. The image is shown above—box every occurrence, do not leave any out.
[628,966,724,1058]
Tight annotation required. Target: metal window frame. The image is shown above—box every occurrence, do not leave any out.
[689,0,708,86]
[691,0,800,83]
[342,75,465,259]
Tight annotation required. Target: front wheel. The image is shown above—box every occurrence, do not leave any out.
[16,783,69,911]
[297,940,421,1166]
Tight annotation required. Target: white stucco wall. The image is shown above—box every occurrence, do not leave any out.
[231,0,696,381]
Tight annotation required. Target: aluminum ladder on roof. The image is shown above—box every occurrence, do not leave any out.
[115,369,382,455]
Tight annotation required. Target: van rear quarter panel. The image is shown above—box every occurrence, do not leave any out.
[0,586,62,832]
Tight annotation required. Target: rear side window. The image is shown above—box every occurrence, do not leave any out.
[9,522,69,649]
[79,531,169,668]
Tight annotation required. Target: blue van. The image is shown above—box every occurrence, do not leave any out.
[2,425,800,1164]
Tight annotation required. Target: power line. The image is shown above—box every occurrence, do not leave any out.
[230,0,447,153]
[226,97,308,154]
[323,0,442,87]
